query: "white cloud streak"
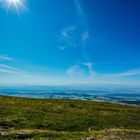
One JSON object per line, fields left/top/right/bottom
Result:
{"left": 61, "top": 26, "right": 75, "bottom": 38}
{"left": 107, "top": 68, "right": 140, "bottom": 77}
{"left": 0, "top": 55, "right": 21, "bottom": 74}
{"left": 66, "top": 64, "right": 140, "bottom": 86}
{"left": 58, "top": 25, "right": 77, "bottom": 50}
{"left": 58, "top": 0, "right": 89, "bottom": 52}
{"left": 0, "top": 55, "right": 13, "bottom": 61}
{"left": 74, "top": 0, "right": 85, "bottom": 23}
{"left": 118, "top": 68, "right": 140, "bottom": 76}
{"left": 67, "top": 62, "right": 96, "bottom": 78}
{"left": 86, "top": 67, "right": 140, "bottom": 84}
{"left": 83, "top": 62, "right": 96, "bottom": 77}
{"left": 82, "top": 31, "right": 89, "bottom": 42}
{"left": 0, "top": 63, "right": 23, "bottom": 74}
{"left": 66, "top": 65, "right": 84, "bottom": 78}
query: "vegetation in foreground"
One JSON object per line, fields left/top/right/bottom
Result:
{"left": 0, "top": 96, "right": 140, "bottom": 139}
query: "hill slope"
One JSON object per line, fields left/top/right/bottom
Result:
{"left": 0, "top": 96, "right": 140, "bottom": 139}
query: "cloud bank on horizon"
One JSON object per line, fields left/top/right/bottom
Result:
{"left": 0, "top": 0, "right": 140, "bottom": 86}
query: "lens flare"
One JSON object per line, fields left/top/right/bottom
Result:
{"left": 1, "top": 0, "right": 27, "bottom": 16}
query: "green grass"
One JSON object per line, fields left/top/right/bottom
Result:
{"left": 0, "top": 96, "right": 140, "bottom": 139}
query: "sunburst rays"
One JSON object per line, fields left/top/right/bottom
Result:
{"left": 1, "top": 0, "right": 28, "bottom": 16}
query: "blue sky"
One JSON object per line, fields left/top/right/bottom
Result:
{"left": 0, "top": 0, "right": 140, "bottom": 86}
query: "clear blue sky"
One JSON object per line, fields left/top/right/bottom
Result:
{"left": 0, "top": 0, "right": 140, "bottom": 86}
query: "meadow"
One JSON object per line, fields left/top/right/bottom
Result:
{"left": 0, "top": 96, "right": 140, "bottom": 139}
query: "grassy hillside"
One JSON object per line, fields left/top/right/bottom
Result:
{"left": 0, "top": 96, "right": 140, "bottom": 139}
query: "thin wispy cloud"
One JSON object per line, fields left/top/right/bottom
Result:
{"left": 74, "top": 0, "right": 82, "bottom": 15}
{"left": 66, "top": 64, "right": 140, "bottom": 86}
{"left": 83, "top": 62, "right": 96, "bottom": 77}
{"left": 0, "top": 55, "right": 21, "bottom": 74}
{"left": 74, "top": 0, "right": 86, "bottom": 23}
{"left": 58, "top": 0, "right": 90, "bottom": 78}
{"left": 91, "top": 67, "right": 140, "bottom": 81}
{"left": 67, "top": 62, "right": 96, "bottom": 78}
{"left": 58, "top": 25, "right": 77, "bottom": 50}
{"left": 114, "top": 68, "right": 140, "bottom": 77}
{"left": 0, "top": 54, "right": 13, "bottom": 61}
{"left": 58, "top": 0, "right": 89, "bottom": 52}
{"left": 82, "top": 31, "right": 89, "bottom": 42}
{"left": 66, "top": 64, "right": 84, "bottom": 78}
{"left": 58, "top": 26, "right": 89, "bottom": 51}
{"left": 0, "top": 63, "right": 22, "bottom": 74}
{"left": 61, "top": 26, "right": 75, "bottom": 38}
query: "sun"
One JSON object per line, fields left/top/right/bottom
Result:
{"left": 1, "top": 0, "right": 27, "bottom": 16}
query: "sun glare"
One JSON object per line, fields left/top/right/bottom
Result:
{"left": 3, "top": 0, "right": 27, "bottom": 16}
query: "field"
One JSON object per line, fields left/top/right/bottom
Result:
{"left": 0, "top": 96, "right": 140, "bottom": 139}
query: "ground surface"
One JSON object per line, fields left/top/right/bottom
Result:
{"left": 0, "top": 96, "right": 140, "bottom": 139}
